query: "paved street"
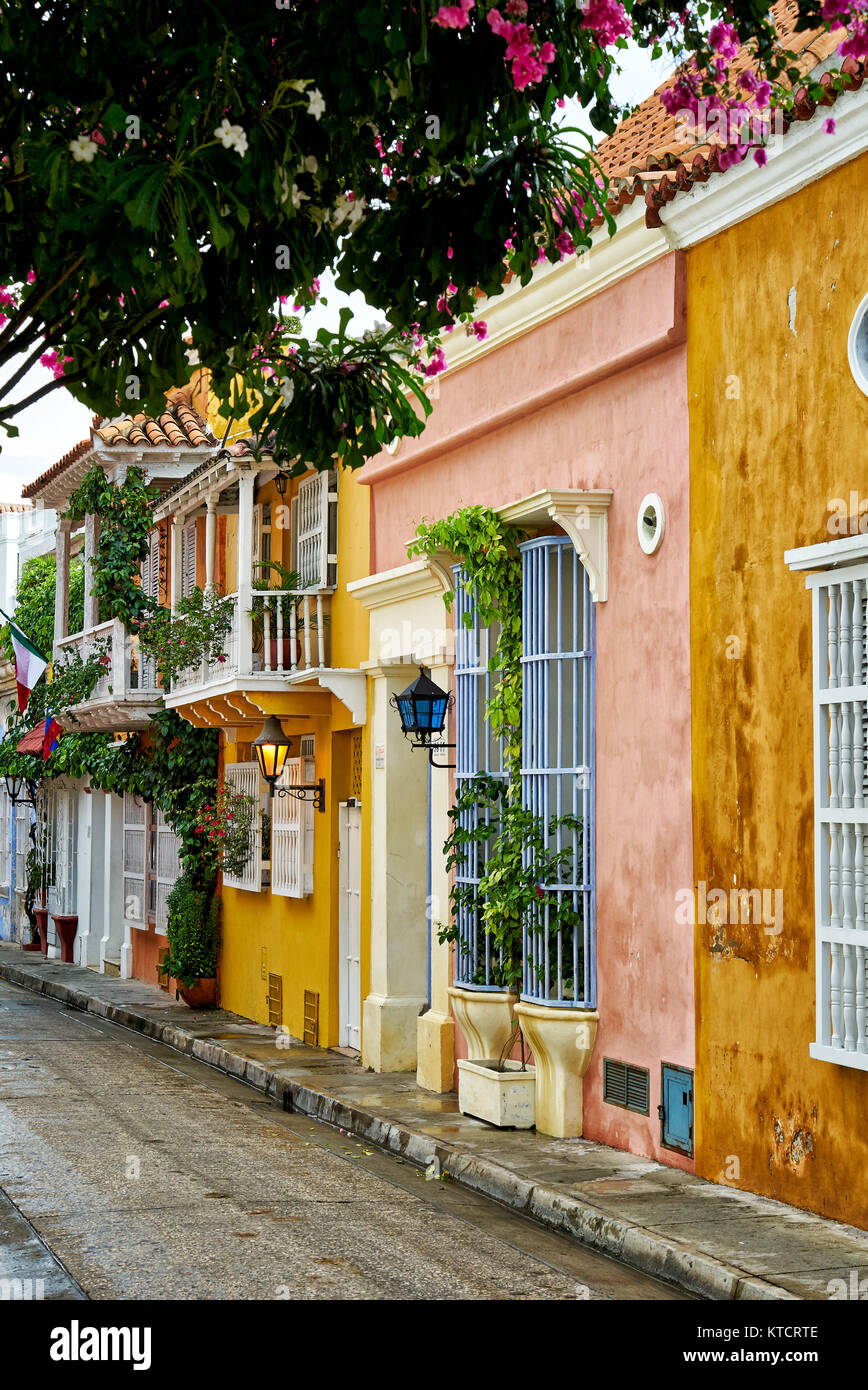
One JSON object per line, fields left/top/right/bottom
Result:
{"left": 0, "top": 979, "right": 688, "bottom": 1301}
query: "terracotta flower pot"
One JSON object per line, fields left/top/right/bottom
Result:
{"left": 34, "top": 906, "right": 50, "bottom": 956}
{"left": 51, "top": 913, "right": 79, "bottom": 964}
{"left": 178, "top": 977, "right": 217, "bottom": 1009}
{"left": 267, "top": 636, "right": 301, "bottom": 670}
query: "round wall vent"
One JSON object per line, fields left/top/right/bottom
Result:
{"left": 848, "top": 293, "right": 868, "bottom": 398}
{"left": 637, "top": 494, "right": 665, "bottom": 555}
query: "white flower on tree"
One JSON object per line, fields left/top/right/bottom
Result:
{"left": 214, "top": 118, "right": 248, "bottom": 156}
{"left": 69, "top": 135, "right": 98, "bottom": 163}
{"left": 307, "top": 88, "right": 326, "bottom": 120}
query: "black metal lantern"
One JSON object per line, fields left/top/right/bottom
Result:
{"left": 390, "top": 667, "right": 455, "bottom": 768}
{"left": 252, "top": 716, "right": 326, "bottom": 810}
{"left": 3, "top": 773, "right": 37, "bottom": 807}
{"left": 274, "top": 470, "right": 289, "bottom": 497}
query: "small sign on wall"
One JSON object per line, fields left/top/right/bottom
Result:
{"left": 374, "top": 745, "right": 385, "bottom": 769}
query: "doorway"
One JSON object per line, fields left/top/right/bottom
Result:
{"left": 338, "top": 800, "right": 362, "bottom": 1051}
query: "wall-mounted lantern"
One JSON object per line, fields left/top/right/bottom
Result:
{"left": 3, "top": 773, "right": 38, "bottom": 808}
{"left": 252, "top": 716, "right": 326, "bottom": 811}
{"left": 390, "top": 667, "right": 455, "bottom": 769}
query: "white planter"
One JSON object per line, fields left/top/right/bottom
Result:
{"left": 457, "top": 1057, "right": 536, "bottom": 1129}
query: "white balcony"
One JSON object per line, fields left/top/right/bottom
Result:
{"left": 54, "top": 619, "right": 163, "bottom": 732}
{"left": 169, "top": 589, "right": 331, "bottom": 696}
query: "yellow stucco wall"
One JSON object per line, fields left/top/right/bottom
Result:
{"left": 689, "top": 149, "right": 868, "bottom": 1222}
{"left": 216, "top": 468, "right": 372, "bottom": 1040}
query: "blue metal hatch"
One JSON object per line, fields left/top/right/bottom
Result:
{"left": 659, "top": 1063, "right": 694, "bottom": 1156}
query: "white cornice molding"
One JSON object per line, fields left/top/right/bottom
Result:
{"left": 347, "top": 555, "right": 452, "bottom": 610}
{"left": 660, "top": 84, "right": 868, "bottom": 248}
{"left": 785, "top": 532, "right": 868, "bottom": 572}
{"left": 499, "top": 489, "right": 613, "bottom": 601}
{"left": 416, "top": 86, "right": 868, "bottom": 388}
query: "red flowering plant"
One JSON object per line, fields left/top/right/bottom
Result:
{"left": 192, "top": 779, "right": 258, "bottom": 881}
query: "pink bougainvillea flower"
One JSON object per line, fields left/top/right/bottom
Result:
{"left": 470, "top": 320, "right": 487, "bottom": 340}
{"left": 823, "top": 117, "right": 837, "bottom": 134}
{"left": 580, "top": 0, "right": 631, "bottom": 48}
{"left": 753, "top": 147, "right": 768, "bottom": 166}
{"left": 555, "top": 230, "right": 576, "bottom": 258}
{"left": 708, "top": 20, "right": 740, "bottom": 60}
{"left": 432, "top": 0, "right": 474, "bottom": 29}
{"left": 26, "top": 270, "right": 36, "bottom": 284}
{"left": 424, "top": 346, "right": 448, "bottom": 377}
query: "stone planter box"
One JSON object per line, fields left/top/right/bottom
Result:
{"left": 457, "top": 1057, "right": 536, "bottom": 1129}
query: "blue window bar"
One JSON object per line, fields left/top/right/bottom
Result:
{"left": 520, "top": 536, "right": 596, "bottom": 1007}
{"left": 452, "top": 566, "right": 507, "bottom": 989}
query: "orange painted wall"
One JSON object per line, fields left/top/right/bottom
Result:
{"left": 689, "top": 149, "right": 868, "bottom": 1222}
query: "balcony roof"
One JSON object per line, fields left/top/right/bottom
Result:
{"left": 22, "top": 388, "right": 218, "bottom": 509}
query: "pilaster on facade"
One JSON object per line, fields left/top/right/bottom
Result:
{"left": 499, "top": 489, "right": 613, "bottom": 603}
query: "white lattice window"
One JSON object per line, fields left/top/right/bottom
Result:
{"left": 272, "top": 741, "right": 315, "bottom": 898}
{"left": 222, "top": 762, "right": 262, "bottom": 892}
{"left": 293, "top": 471, "right": 337, "bottom": 589}
{"left": 785, "top": 550, "right": 868, "bottom": 1071}
{"left": 0, "top": 787, "right": 9, "bottom": 888}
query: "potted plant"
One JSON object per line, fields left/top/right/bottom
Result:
{"left": 159, "top": 865, "right": 221, "bottom": 1007}
{"left": 159, "top": 779, "right": 256, "bottom": 1006}
{"left": 457, "top": 1020, "right": 536, "bottom": 1128}
{"left": 134, "top": 586, "right": 234, "bottom": 685}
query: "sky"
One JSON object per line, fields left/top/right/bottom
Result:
{"left": 0, "top": 39, "right": 676, "bottom": 505}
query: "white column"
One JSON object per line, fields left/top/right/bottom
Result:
{"left": 100, "top": 793, "right": 127, "bottom": 975}
{"left": 170, "top": 516, "right": 183, "bottom": 614}
{"left": 83, "top": 513, "right": 100, "bottom": 630}
{"left": 74, "top": 781, "right": 105, "bottom": 969}
{"left": 236, "top": 471, "right": 257, "bottom": 677}
{"left": 205, "top": 495, "right": 217, "bottom": 590}
{"left": 362, "top": 666, "right": 429, "bottom": 1073}
{"left": 54, "top": 518, "right": 72, "bottom": 653}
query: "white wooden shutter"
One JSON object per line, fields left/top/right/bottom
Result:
{"left": 271, "top": 757, "right": 311, "bottom": 898}
{"left": 300, "top": 734, "right": 316, "bottom": 896}
{"left": 181, "top": 519, "right": 197, "bottom": 598}
{"left": 294, "top": 471, "right": 337, "bottom": 588}
{"left": 15, "top": 800, "right": 28, "bottom": 893}
{"left": 123, "top": 793, "right": 146, "bottom": 926}
{"left": 154, "top": 806, "right": 181, "bottom": 934}
{"left": 221, "top": 762, "right": 261, "bottom": 892}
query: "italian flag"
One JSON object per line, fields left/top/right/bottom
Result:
{"left": 5, "top": 616, "right": 48, "bottom": 712}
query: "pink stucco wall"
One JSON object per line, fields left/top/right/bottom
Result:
{"left": 360, "top": 252, "right": 694, "bottom": 1168}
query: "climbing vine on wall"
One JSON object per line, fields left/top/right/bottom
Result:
{"left": 409, "top": 505, "right": 583, "bottom": 992}
{"left": 64, "top": 464, "right": 160, "bottom": 625}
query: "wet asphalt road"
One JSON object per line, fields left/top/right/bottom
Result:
{"left": 0, "top": 978, "right": 691, "bottom": 1301}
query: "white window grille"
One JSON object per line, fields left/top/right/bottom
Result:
{"left": 181, "top": 519, "right": 197, "bottom": 598}
{"left": 520, "top": 536, "right": 595, "bottom": 1008}
{"left": 45, "top": 786, "right": 76, "bottom": 916}
{"left": 222, "top": 762, "right": 262, "bottom": 892}
{"left": 801, "top": 567, "right": 868, "bottom": 1068}
{"left": 271, "top": 746, "right": 314, "bottom": 898}
{"left": 293, "top": 470, "right": 337, "bottom": 589}
{"left": 452, "top": 569, "right": 507, "bottom": 989}
{"left": 0, "top": 786, "right": 9, "bottom": 888}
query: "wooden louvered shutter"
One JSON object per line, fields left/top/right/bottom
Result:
{"left": 141, "top": 531, "right": 160, "bottom": 600}
{"left": 221, "top": 763, "right": 261, "bottom": 892}
{"left": 123, "top": 793, "right": 146, "bottom": 927}
{"left": 181, "top": 520, "right": 197, "bottom": 598}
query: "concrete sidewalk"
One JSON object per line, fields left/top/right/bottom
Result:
{"left": 2, "top": 942, "right": 866, "bottom": 1302}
